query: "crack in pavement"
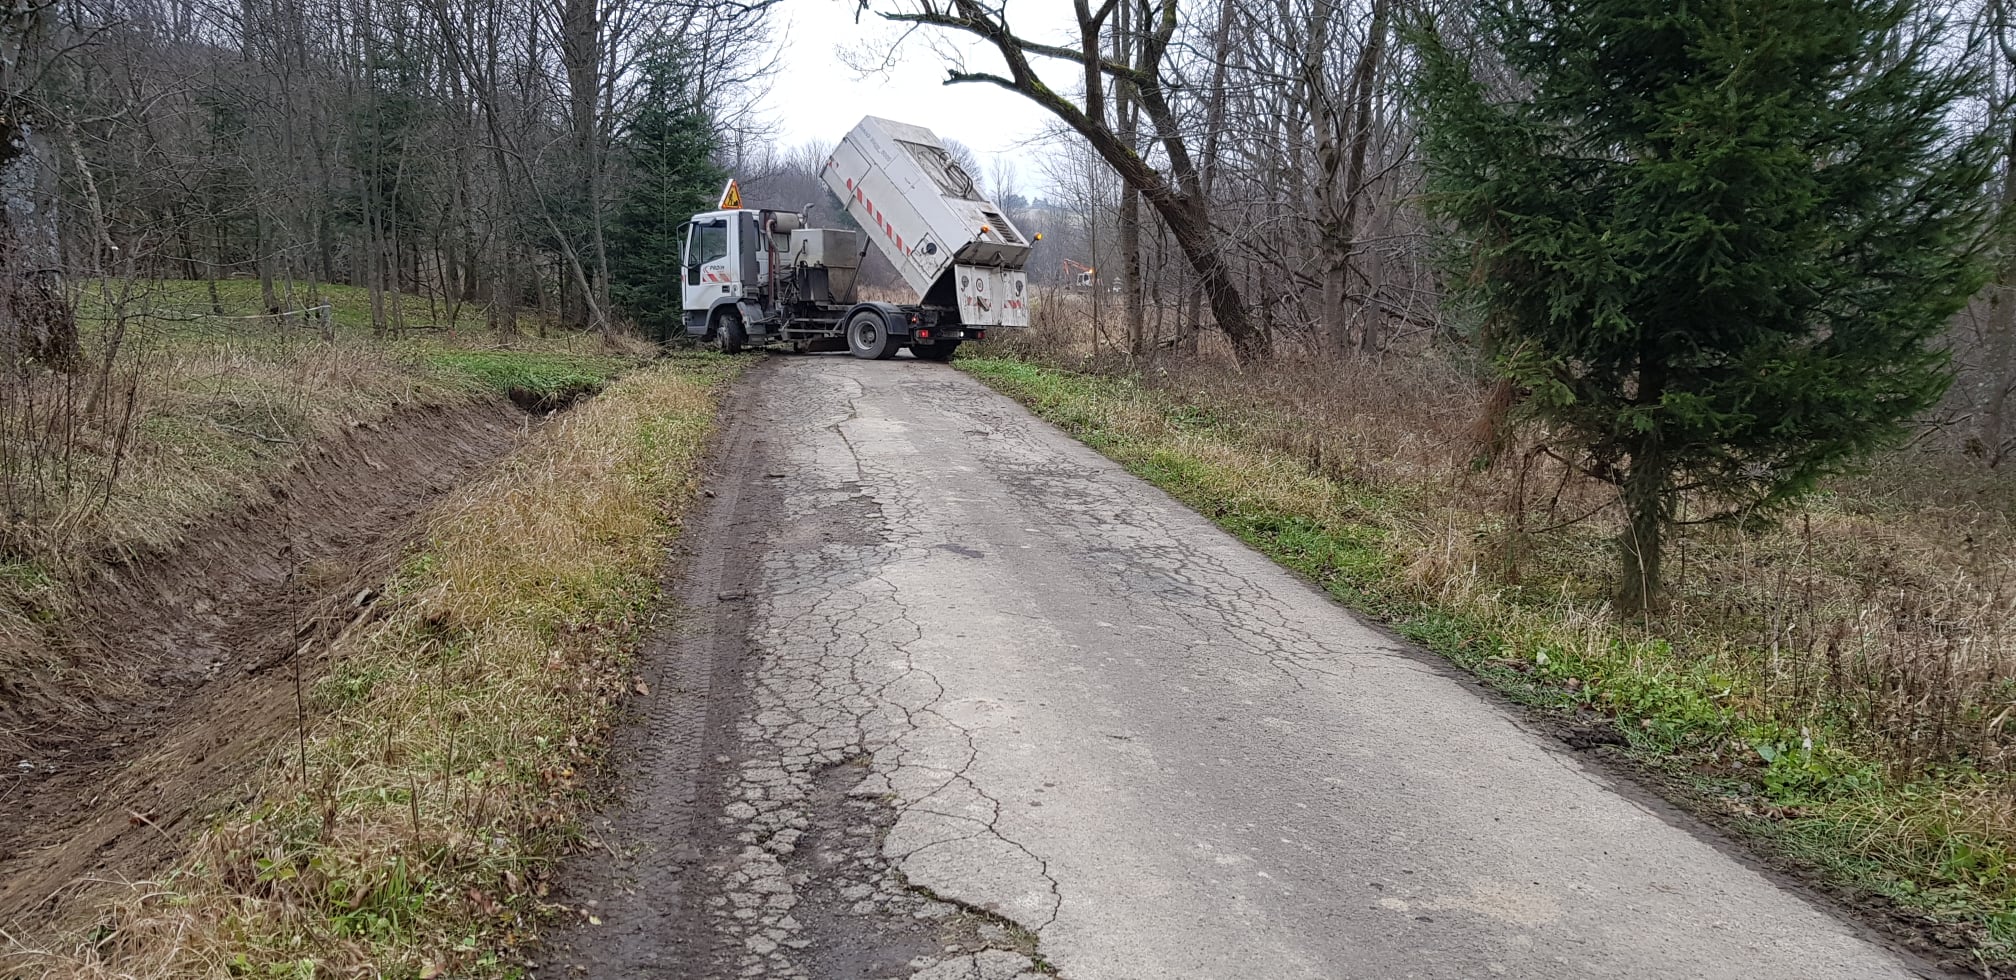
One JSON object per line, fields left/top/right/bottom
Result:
{"left": 551, "top": 358, "right": 1940, "bottom": 980}
{"left": 685, "top": 364, "right": 1059, "bottom": 979}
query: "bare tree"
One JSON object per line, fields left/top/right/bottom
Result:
{"left": 880, "top": 0, "right": 1273, "bottom": 364}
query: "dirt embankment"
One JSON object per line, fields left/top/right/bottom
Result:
{"left": 0, "top": 400, "right": 528, "bottom": 932}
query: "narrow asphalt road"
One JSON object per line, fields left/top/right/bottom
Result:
{"left": 545, "top": 355, "right": 1936, "bottom": 980}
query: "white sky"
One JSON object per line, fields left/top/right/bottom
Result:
{"left": 758, "top": 0, "right": 1077, "bottom": 193}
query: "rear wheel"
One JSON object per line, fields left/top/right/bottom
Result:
{"left": 847, "top": 311, "right": 896, "bottom": 360}
{"left": 715, "top": 312, "right": 747, "bottom": 354}
{"left": 910, "top": 340, "right": 960, "bottom": 362}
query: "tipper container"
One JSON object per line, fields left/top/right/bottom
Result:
{"left": 823, "top": 116, "right": 1031, "bottom": 327}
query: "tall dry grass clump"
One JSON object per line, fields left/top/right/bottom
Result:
{"left": 1156, "top": 353, "right": 2016, "bottom": 776}
{"left": 1010, "top": 287, "right": 1237, "bottom": 367}
{"left": 5, "top": 353, "right": 735, "bottom": 979}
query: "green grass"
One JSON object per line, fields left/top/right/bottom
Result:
{"left": 959, "top": 353, "right": 2016, "bottom": 968}
{"left": 78, "top": 278, "right": 496, "bottom": 340}
{"left": 420, "top": 349, "right": 627, "bottom": 404}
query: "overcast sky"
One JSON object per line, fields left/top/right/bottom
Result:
{"left": 758, "top": 0, "right": 1075, "bottom": 193}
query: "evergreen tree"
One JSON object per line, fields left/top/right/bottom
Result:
{"left": 608, "top": 51, "right": 724, "bottom": 343}
{"left": 1411, "top": 0, "right": 2000, "bottom": 612}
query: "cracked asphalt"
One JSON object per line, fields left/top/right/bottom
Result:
{"left": 540, "top": 355, "right": 1940, "bottom": 980}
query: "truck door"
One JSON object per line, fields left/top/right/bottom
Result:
{"left": 683, "top": 217, "right": 732, "bottom": 313}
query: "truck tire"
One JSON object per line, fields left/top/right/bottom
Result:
{"left": 910, "top": 340, "right": 960, "bottom": 362}
{"left": 715, "top": 312, "right": 747, "bottom": 354}
{"left": 847, "top": 311, "right": 897, "bottom": 360}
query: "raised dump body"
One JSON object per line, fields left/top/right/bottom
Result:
{"left": 823, "top": 116, "right": 1031, "bottom": 327}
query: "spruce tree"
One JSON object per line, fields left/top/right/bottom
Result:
{"left": 1411, "top": 0, "right": 1999, "bottom": 612}
{"left": 607, "top": 51, "right": 723, "bottom": 343}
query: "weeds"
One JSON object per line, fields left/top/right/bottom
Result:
{"left": 960, "top": 351, "right": 2016, "bottom": 967}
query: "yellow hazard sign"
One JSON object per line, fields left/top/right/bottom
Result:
{"left": 719, "top": 179, "right": 741, "bottom": 209}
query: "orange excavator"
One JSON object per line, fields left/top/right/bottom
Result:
{"left": 1061, "top": 259, "right": 1095, "bottom": 290}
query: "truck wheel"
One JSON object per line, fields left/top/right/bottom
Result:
{"left": 716, "top": 312, "right": 746, "bottom": 354}
{"left": 910, "top": 341, "right": 960, "bottom": 362}
{"left": 847, "top": 311, "right": 896, "bottom": 360}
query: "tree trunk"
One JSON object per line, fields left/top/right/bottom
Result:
{"left": 0, "top": 117, "right": 76, "bottom": 371}
{"left": 1619, "top": 352, "right": 1670, "bottom": 614}
{"left": 1618, "top": 447, "right": 1668, "bottom": 615}
{"left": 1185, "top": 0, "right": 1235, "bottom": 357}
{"left": 1983, "top": 284, "right": 2014, "bottom": 467}
{"left": 258, "top": 210, "right": 279, "bottom": 313}
{"left": 1114, "top": 0, "right": 1144, "bottom": 356}
{"left": 559, "top": 0, "right": 610, "bottom": 333}
{"left": 488, "top": 244, "right": 518, "bottom": 337}
{"left": 1976, "top": 117, "right": 2016, "bottom": 467}
{"left": 1306, "top": 0, "right": 1348, "bottom": 353}
{"left": 1339, "top": 0, "right": 1391, "bottom": 354}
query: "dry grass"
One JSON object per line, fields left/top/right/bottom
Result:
{"left": 8, "top": 280, "right": 649, "bottom": 562}
{"left": 1012, "top": 287, "right": 1245, "bottom": 365}
{"left": 960, "top": 347, "right": 2016, "bottom": 963}
{"left": 3, "top": 351, "right": 737, "bottom": 978}
{"left": 1145, "top": 355, "right": 2016, "bottom": 777}
{"left": 0, "top": 281, "right": 652, "bottom": 757}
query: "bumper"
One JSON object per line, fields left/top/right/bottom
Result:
{"left": 910, "top": 326, "right": 987, "bottom": 343}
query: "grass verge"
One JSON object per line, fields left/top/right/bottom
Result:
{"left": 11, "top": 280, "right": 647, "bottom": 562}
{"left": 7, "top": 350, "right": 738, "bottom": 978}
{"left": 959, "top": 353, "right": 2016, "bottom": 971}
{"left": 2, "top": 281, "right": 649, "bottom": 757}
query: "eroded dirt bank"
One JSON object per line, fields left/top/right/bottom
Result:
{"left": 0, "top": 399, "right": 528, "bottom": 931}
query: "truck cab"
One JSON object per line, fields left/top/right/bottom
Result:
{"left": 680, "top": 209, "right": 760, "bottom": 344}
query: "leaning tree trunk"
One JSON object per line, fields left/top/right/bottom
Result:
{"left": 0, "top": 115, "right": 76, "bottom": 372}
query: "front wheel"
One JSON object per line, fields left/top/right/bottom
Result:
{"left": 715, "top": 312, "right": 747, "bottom": 354}
{"left": 910, "top": 340, "right": 960, "bottom": 362}
{"left": 847, "top": 311, "right": 897, "bottom": 360}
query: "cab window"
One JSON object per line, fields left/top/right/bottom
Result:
{"left": 686, "top": 219, "right": 729, "bottom": 285}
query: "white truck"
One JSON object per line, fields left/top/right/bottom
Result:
{"left": 680, "top": 116, "right": 1033, "bottom": 360}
